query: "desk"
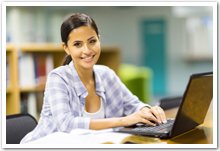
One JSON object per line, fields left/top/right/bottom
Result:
{"left": 27, "top": 104, "right": 213, "bottom": 145}
{"left": 166, "top": 105, "right": 213, "bottom": 144}
{"left": 130, "top": 103, "right": 213, "bottom": 144}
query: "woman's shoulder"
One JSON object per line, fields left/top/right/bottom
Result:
{"left": 94, "top": 65, "right": 114, "bottom": 74}
{"left": 46, "top": 65, "right": 75, "bottom": 85}
{"left": 49, "top": 65, "right": 68, "bottom": 74}
{"left": 48, "top": 65, "right": 73, "bottom": 79}
{"left": 94, "top": 65, "right": 117, "bottom": 79}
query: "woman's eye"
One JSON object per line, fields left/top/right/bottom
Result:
{"left": 89, "top": 39, "right": 97, "bottom": 44}
{"left": 73, "top": 42, "right": 82, "bottom": 47}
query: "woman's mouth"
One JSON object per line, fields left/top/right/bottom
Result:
{"left": 81, "top": 55, "right": 95, "bottom": 62}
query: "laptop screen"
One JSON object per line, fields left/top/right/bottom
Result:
{"left": 171, "top": 72, "right": 213, "bottom": 137}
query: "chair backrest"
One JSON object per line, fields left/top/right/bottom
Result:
{"left": 158, "top": 96, "right": 182, "bottom": 110}
{"left": 6, "top": 113, "right": 38, "bottom": 144}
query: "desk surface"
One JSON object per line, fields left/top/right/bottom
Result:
{"left": 131, "top": 103, "right": 213, "bottom": 144}
{"left": 27, "top": 103, "right": 213, "bottom": 145}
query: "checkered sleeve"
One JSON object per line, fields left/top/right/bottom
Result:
{"left": 104, "top": 67, "right": 150, "bottom": 116}
{"left": 45, "top": 71, "right": 91, "bottom": 132}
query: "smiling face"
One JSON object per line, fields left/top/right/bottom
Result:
{"left": 63, "top": 26, "right": 101, "bottom": 71}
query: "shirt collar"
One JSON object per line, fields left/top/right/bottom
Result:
{"left": 68, "top": 61, "right": 105, "bottom": 98}
{"left": 94, "top": 68, "right": 105, "bottom": 94}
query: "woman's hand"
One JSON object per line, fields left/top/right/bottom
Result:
{"left": 141, "top": 106, "right": 167, "bottom": 124}
{"left": 90, "top": 106, "right": 167, "bottom": 130}
{"left": 122, "top": 106, "right": 167, "bottom": 127}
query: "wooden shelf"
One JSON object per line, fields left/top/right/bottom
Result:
{"left": 6, "top": 44, "right": 20, "bottom": 115}
{"left": 6, "top": 43, "right": 121, "bottom": 118}
{"left": 98, "top": 46, "right": 121, "bottom": 73}
{"left": 20, "top": 85, "right": 45, "bottom": 93}
{"left": 6, "top": 43, "right": 16, "bottom": 51}
{"left": 6, "top": 87, "right": 13, "bottom": 94}
{"left": 184, "top": 54, "right": 213, "bottom": 62}
{"left": 20, "top": 43, "right": 63, "bottom": 52}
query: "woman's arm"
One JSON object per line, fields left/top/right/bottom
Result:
{"left": 89, "top": 67, "right": 167, "bottom": 130}
{"left": 90, "top": 106, "right": 167, "bottom": 130}
{"left": 89, "top": 117, "right": 126, "bottom": 130}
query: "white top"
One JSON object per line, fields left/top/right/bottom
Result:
{"left": 83, "top": 98, "right": 105, "bottom": 119}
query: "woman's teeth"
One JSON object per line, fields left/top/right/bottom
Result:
{"left": 82, "top": 55, "right": 93, "bottom": 61}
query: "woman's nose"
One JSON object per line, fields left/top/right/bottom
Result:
{"left": 83, "top": 44, "right": 92, "bottom": 54}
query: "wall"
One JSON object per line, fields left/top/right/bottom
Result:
{"left": 6, "top": 6, "right": 213, "bottom": 98}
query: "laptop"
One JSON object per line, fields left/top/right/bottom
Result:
{"left": 114, "top": 72, "right": 213, "bottom": 138}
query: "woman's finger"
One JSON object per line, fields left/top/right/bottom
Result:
{"left": 140, "top": 117, "right": 157, "bottom": 126}
{"left": 140, "top": 110, "right": 159, "bottom": 124}
{"left": 156, "top": 106, "right": 167, "bottom": 123}
{"left": 151, "top": 106, "right": 167, "bottom": 123}
{"left": 157, "top": 106, "right": 167, "bottom": 123}
{"left": 150, "top": 109, "right": 162, "bottom": 123}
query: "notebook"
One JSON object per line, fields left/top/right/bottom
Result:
{"left": 114, "top": 72, "right": 213, "bottom": 139}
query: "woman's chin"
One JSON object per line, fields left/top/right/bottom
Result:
{"left": 81, "top": 61, "right": 96, "bottom": 69}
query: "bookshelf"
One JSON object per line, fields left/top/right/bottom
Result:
{"left": 6, "top": 44, "right": 20, "bottom": 115}
{"left": 6, "top": 43, "right": 121, "bottom": 118}
{"left": 18, "top": 43, "right": 66, "bottom": 118}
{"left": 97, "top": 46, "right": 120, "bottom": 73}
{"left": 184, "top": 54, "right": 213, "bottom": 63}
{"left": 19, "top": 43, "right": 66, "bottom": 93}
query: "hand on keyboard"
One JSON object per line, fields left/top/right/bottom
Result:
{"left": 133, "top": 119, "right": 175, "bottom": 132}
{"left": 140, "top": 106, "right": 167, "bottom": 124}
{"left": 121, "top": 105, "right": 167, "bottom": 127}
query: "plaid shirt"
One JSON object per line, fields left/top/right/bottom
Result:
{"left": 20, "top": 61, "right": 149, "bottom": 143}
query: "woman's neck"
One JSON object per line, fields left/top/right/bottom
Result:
{"left": 75, "top": 65, "right": 94, "bottom": 85}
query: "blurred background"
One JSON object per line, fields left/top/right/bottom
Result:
{"left": 6, "top": 6, "right": 213, "bottom": 119}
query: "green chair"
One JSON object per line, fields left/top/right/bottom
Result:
{"left": 118, "top": 64, "right": 153, "bottom": 103}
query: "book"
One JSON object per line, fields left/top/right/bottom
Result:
{"left": 18, "top": 53, "right": 36, "bottom": 87}
{"left": 33, "top": 54, "right": 54, "bottom": 86}
{"left": 36, "top": 92, "right": 44, "bottom": 113}
{"left": 27, "top": 128, "right": 162, "bottom": 144}
{"left": 45, "top": 54, "right": 54, "bottom": 75}
{"left": 27, "top": 93, "right": 37, "bottom": 118}
{"left": 20, "top": 93, "right": 28, "bottom": 113}
{"left": 20, "top": 93, "right": 38, "bottom": 119}
{"left": 33, "top": 54, "right": 46, "bottom": 85}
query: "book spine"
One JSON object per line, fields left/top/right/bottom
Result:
{"left": 18, "top": 53, "right": 36, "bottom": 87}
{"left": 46, "top": 54, "right": 54, "bottom": 75}
{"left": 27, "top": 93, "right": 37, "bottom": 118}
{"left": 34, "top": 54, "right": 47, "bottom": 85}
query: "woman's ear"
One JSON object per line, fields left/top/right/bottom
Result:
{"left": 62, "top": 42, "right": 70, "bottom": 55}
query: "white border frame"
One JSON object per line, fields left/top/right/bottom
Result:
{"left": 1, "top": 1, "right": 217, "bottom": 149}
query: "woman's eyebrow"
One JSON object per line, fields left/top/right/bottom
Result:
{"left": 87, "top": 36, "right": 95, "bottom": 41}
{"left": 73, "top": 36, "right": 95, "bottom": 43}
{"left": 73, "top": 40, "right": 82, "bottom": 43}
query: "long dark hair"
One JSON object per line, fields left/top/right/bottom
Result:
{"left": 61, "top": 13, "right": 99, "bottom": 65}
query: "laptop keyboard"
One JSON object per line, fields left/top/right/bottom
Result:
{"left": 132, "top": 119, "right": 174, "bottom": 133}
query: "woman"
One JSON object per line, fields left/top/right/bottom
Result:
{"left": 21, "top": 13, "right": 167, "bottom": 143}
